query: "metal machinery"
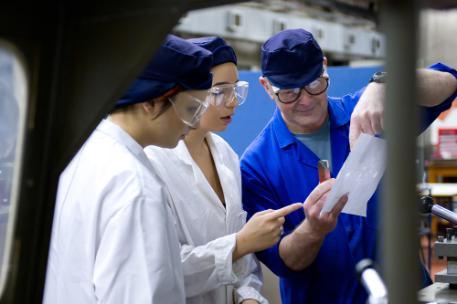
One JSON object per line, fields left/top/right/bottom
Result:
{"left": 419, "top": 196, "right": 457, "bottom": 303}
{"left": 0, "top": 2, "right": 243, "bottom": 302}
{"left": 356, "top": 259, "right": 388, "bottom": 304}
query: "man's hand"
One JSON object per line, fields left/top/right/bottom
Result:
{"left": 349, "top": 68, "right": 457, "bottom": 150}
{"left": 349, "top": 82, "right": 385, "bottom": 150}
{"left": 297, "top": 179, "right": 348, "bottom": 239}
{"left": 234, "top": 203, "right": 303, "bottom": 261}
{"left": 279, "top": 179, "right": 348, "bottom": 271}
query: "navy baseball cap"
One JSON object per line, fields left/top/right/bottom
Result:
{"left": 261, "top": 29, "right": 324, "bottom": 89}
{"left": 116, "top": 34, "right": 213, "bottom": 108}
{"left": 188, "top": 36, "right": 237, "bottom": 67}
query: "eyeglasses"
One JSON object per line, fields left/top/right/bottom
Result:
{"left": 168, "top": 90, "right": 209, "bottom": 127}
{"left": 208, "top": 81, "right": 249, "bottom": 107}
{"left": 271, "top": 77, "right": 329, "bottom": 104}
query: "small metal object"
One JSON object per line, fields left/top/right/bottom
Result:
{"left": 432, "top": 205, "right": 457, "bottom": 226}
{"left": 447, "top": 228, "right": 453, "bottom": 241}
{"left": 438, "top": 235, "right": 445, "bottom": 242}
{"left": 318, "top": 160, "right": 330, "bottom": 183}
{"left": 356, "top": 259, "right": 388, "bottom": 304}
{"left": 369, "top": 71, "right": 387, "bottom": 84}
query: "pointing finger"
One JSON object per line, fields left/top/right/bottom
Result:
{"left": 269, "top": 203, "right": 303, "bottom": 218}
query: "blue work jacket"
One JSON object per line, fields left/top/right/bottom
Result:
{"left": 240, "top": 63, "right": 457, "bottom": 304}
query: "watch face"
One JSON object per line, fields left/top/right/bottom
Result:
{"left": 371, "top": 71, "right": 387, "bottom": 83}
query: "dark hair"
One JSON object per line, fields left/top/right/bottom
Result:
{"left": 110, "top": 86, "right": 182, "bottom": 118}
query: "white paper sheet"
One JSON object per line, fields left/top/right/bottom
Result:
{"left": 321, "top": 133, "right": 386, "bottom": 217}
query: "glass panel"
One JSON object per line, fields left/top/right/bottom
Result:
{"left": 0, "top": 42, "right": 27, "bottom": 295}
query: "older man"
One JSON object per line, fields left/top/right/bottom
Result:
{"left": 241, "top": 28, "right": 457, "bottom": 304}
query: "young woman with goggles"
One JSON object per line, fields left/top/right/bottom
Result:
{"left": 44, "top": 35, "right": 213, "bottom": 304}
{"left": 145, "top": 36, "right": 302, "bottom": 304}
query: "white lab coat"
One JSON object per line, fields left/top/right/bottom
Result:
{"left": 44, "top": 119, "right": 185, "bottom": 304}
{"left": 145, "top": 133, "right": 267, "bottom": 304}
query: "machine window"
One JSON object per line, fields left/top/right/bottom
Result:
{"left": 0, "top": 42, "right": 27, "bottom": 295}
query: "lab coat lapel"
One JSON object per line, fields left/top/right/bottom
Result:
{"left": 204, "top": 135, "right": 232, "bottom": 213}
{"left": 206, "top": 134, "right": 240, "bottom": 233}
{"left": 173, "top": 141, "right": 198, "bottom": 179}
{"left": 178, "top": 138, "right": 227, "bottom": 215}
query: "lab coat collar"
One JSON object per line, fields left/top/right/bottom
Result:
{"left": 272, "top": 98, "right": 350, "bottom": 149}
{"left": 97, "top": 119, "right": 154, "bottom": 171}
{"left": 205, "top": 133, "right": 227, "bottom": 165}
{"left": 174, "top": 140, "right": 194, "bottom": 167}
{"left": 173, "top": 134, "right": 226, "bottom": 167}
{"left": 173, "top": 134, "right": 230, "bottom": 212}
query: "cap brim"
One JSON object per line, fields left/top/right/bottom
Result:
{"left": 267, "top": 65, "right": 323, "bottom": 89}
{"left": 116, "top": 78, "right": 176, "bottom": 108}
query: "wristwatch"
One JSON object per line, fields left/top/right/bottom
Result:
{"left": 369, "top": 71, "right": 387, "bottom": 84}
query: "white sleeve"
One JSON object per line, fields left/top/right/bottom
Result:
{"left": 92, "top": 196, "right": 184, "bottom": 304}
{"left": 234, "top": 254, "right": 269, "bottom": 304}
{"left": 181, "top": 233, "right": 239, "bottom": 297}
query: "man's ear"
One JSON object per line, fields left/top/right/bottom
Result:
{"left": 322, "top": 56, "right": 329, "bottom": 78}
{"left": 259, "top": 76, "right": 276, "bottom": 100}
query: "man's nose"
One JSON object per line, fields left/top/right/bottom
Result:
{"left": 296, "top": 90, "right": 313, "bottom": 105}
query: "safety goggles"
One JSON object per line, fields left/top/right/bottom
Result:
{"left": 271, "top": 76, "right": 329, "bottom": 104}
{"left": 168, "top": 90, "right": 209, "bottom": 127}
{"left": 208, "top": 81, "right": 249, "bottom": 107}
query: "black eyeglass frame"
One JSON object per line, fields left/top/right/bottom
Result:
{"left": 272, "top": 77, "right": 329, "bottom": 104}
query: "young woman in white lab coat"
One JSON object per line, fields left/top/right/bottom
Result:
{"left": 145, "top": 37, "right": 302, "bottom": 304}
{"left": 44, "top": 35, "right": 213, "bottom": 304}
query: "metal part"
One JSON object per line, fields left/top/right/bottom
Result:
{"left": 381, "top": 0, "right": 420, "bottom": 303}
{"left": 436, "top": 269, "right": 457, "bottom": 284}
{"left": 0, "top": 1, "right": 242, "bottom": 303}
{"left": 434, "top": 205, "right": 457, "bottom": 226}
{"left": 435, "top": 241, "right": 457, "bottom": 258}
{"left": 419, "top": 282, "right": 457, "bottom": 303}
{"left": 447, "top": 227, "right": 454, "bottom": 241}
{"left": 299, "top": 0, "right": 378, "bottom": 21}
{"left": 433, "top": 233, "right": 457, "bottom": 286}
{"left": 448, "top": 260, "right": 457, "bottom": 274}
{"left": 356, "top": 259, "right": 388, "bottom": 304}
{"left": 175, "top": 4, "right": 385, "bottom": 60}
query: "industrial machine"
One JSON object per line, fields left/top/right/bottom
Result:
{"left": 419, "top": 195, "right": 457, "bottom": 303}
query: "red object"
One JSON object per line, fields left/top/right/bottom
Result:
{"left": 436, "top": 128, "right": 457, "bottom": 159}
{"left": 318, "top": 160, "right": 331, "bottom": 183}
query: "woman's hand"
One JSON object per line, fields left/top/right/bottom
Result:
{"left": 233, "top": 203, "right": 303, "bottom": 260}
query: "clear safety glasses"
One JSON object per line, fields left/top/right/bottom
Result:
{"left": 272, "top": 76, "right": 329, "bottom": 104}
{"left": 208, "top": 81, "right": 249, "bottom": 107}
{"left": 168, "top": 90, "right": 209, "bottom": 127}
